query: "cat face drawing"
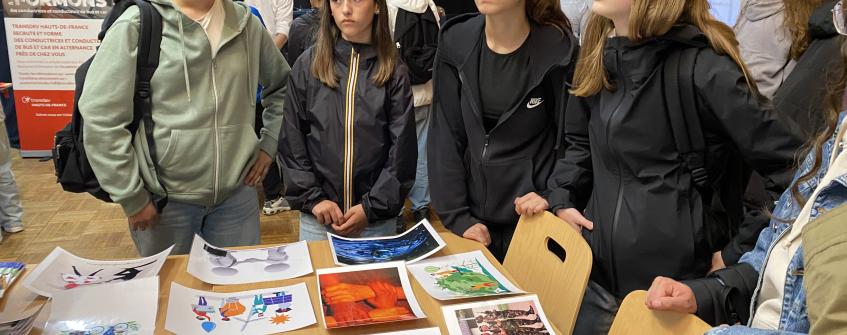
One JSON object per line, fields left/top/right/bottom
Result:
{"left": 61, "top": 266, "right": 104, "bottom": 289}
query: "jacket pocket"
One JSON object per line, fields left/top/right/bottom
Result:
{"left": 217, "top": 124, "right": 260, "bottom": 195}
{"left": 157, "top": 128, "right": 215, "bottom": 195}
{"left": 481, "top": 158, "right": 536, "bottom": 224}
{"left": 156, "top": 130, "right": 179, "bottom": 166}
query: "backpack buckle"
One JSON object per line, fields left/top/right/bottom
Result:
{"left": 136, "top": 82, "right": 151, "bottom": 99}
{"left": 690, "top": 167, "right": 709, "bottom": 188}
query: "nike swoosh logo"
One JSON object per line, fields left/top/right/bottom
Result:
{"left": 526, "top": 98, "right": 544, "bottom": 109}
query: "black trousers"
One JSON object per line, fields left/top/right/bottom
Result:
{"left": 486, "top": 224, "right": 517, "bottom": 263}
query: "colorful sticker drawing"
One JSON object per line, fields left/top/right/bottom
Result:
{"left": 56, "top": 321, "right": 141, "bottom": 335}
{"left": 166, "top": 282, "right": 315, "bottom": 335}
{"left": 328, "top": 219, "right": 446, "bottom": 266}
{"left": 407, "top": 250, "right": 524, "bottom": 300}
{"left": 45, "top": 277, "right": 159, "bottom": 335}
{"left": 316, "top": 261, "right": 426, "bottom": 329}
{"left": 61, "top": 260, "right": 156, "bottom": 290}
{"left": 442, "top": 295, "right": 557, "bottom": 335}
{"left": 187, "top": 235, "right": 313, "bottom": 285}
{"left": 23, "top": 246, "right": 172, "bottom": 297}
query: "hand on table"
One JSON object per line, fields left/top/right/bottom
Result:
{"left": 333, "top": 204, "right": 368, "bottom": 237}
{"left": 555, "top": 208, "right": 594, "bottom": 232}
{"left": 515, "top": 192, "right": 549, "bottom": 216}
{"left": 462, "top": 223, "right": 491, "bottom": 246}
{"left": 645, "top": 276, "right": 697, "bottom": 314}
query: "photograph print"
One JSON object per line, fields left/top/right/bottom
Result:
{"left": 329, "top": 219, "right": 446, "bottom": 266}
{"left": 165, "top": 282, "right": 316, "bottom": 335}
{"left": 22, "top": 245, "right": 172, "bottom": 298}
{"left": 443, "top": 295, "right": 556, "bottom": 335}
{"left": 317, "top": 262, "right": 426, "bottom": 329}
{"left": 187, "top": 235, "right": 313, "bottom": 285}
{"left": 407, "top": 250, "right": 524, "bottom": 300}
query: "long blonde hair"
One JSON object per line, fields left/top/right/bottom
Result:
{"left": 784, "top": 0, "right": 824, "bottom": 60}
{"left": 571, "top": 0, "right": 753, "bottom": 97}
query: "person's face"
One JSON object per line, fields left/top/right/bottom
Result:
{"left": 330, "top": 0, "right": 377, "bottom": 43}
{"left": 836, "top": 0, "right": 847, "bottom": 35}
{"left": 474, "top": 0, "right": 523, "bottom": 16}
{"left": 592, "top": 0, "right": 632, "bottom": 21}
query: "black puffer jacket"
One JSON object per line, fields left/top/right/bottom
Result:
{"left": 546, "top": 25, "right": 804, "bottom": 298}
{"left": 428, "top": 14, "right": 577, "bottom": 235}
{"left": 279, "top": 39, "right": 417, "bottom": 222}
{"left": 774, "top": 0, "right": 842, "bottom": 137}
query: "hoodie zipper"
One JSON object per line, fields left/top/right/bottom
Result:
{"left": 343, "top": 47, "right": 360, "bottom": 212}
{"left": 607, "top": 49, "right": 628, "bottom": 294}
{"left": 211, "top": 58, "right": 221, "bottom": 204}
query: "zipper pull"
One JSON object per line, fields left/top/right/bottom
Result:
{"left": 482, "top": 134, "right": 490, "bottom": 159}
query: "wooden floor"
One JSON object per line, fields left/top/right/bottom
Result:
{"left": 0, "top": 149, "right": 432, "bottom": 264}
{"left": 0, "top": 150, "right": 304, "bottom": 264}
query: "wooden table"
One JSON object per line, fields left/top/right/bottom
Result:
{"left": 4, "top": 232, "right": 543, "bottom": 335}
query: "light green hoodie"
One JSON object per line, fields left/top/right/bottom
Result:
{"left": 79, "top": 0, "right": 289, "bottom": 216}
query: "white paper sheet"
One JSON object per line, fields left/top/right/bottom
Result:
{"left": 316, "top": 261, "right": 426, "bottom": 328}
{"left": 407, "top": 250, "right": 524, "bottom": 301}
{"left": 442, "top": 295, "right": 556, "bottom": 335}
{"left": 0, "top": 304, "right": 45, "bottom": 335}
{"left": 44, "top": 276, "right": 159, "bottom": 335}
{"left": 187, "top": 235, "right": 313, "bottom": 285}
{"left": 328, "top": 219, "right": 446, "bottom": 266}
{"left": 165, "top": 282, "right": 315, "bottom": 335}
{"left": 368, "top": 327, "right": 441, "bottom": 334}
{"left": 22, "top": 246, "right": 172, "bottom": 298}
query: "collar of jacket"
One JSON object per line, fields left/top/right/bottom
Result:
{"left": 152, "top": 0, "right": 252, "bottom": 39}
{"left": 333, "top": 38, "right": 380, "bottom": 64}
{"left": 809, "top": 0, "right": 838, "bottom": 39}
{"left": 149, "top": 0, "right": 254, "bottom": 103}
{"left": 439, "top": 13, "right": 577, "bottom": 83}
{"left": 603, "top": 24, "right": 708, "bottom": 90}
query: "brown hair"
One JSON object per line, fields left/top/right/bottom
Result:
{"left": 311, "top": 0, "right": 397, "bottom": 88}
{"left": 789, "top": 37, "right": 847, "bottom": 207}
{"left": 571, "top": 0, "right": 753, "bottom": 97}
{"left": 784, "top": 0, "right": 824, "bottom": 60}
{"left": 525, "top": 0, "right": 572, "bottom": 34}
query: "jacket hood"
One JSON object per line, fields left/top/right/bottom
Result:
{"left": 386, "top": 0, "right": 430, "bottom": 13}
{"left": 149, "top": 0, "right": 254, "bottom": 102}
{"left": 604, "top": 24, "right": 708, "bottom": 88}
{"left": 439, "top": 13, "right": 577, "bottom": 80}
{"left": 742, "top": 0, "right": 784, "bottom": 22}
{"left": 333, "top": 38, "right": 380, "bottom": 62}
{"left": 809, "top": 0, "right": 839, "bottom": 39}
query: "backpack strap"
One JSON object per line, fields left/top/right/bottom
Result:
{"left": 130, "top": 0, "right": 169, "bottom": 212}
{"left": 664, "top": 47, "right": 709, "bottom": 189}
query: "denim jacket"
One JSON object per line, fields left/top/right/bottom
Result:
{"left": 707, "top": 112, "right": 847, "bottom": 334}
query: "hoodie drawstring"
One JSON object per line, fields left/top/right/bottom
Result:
{"left": 244, "top": 18, "right": 255, "bottom": 107}
{"left": 178, "top": 16, "right": 192, "bottom": 103}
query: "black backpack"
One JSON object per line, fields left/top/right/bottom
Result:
{"left": 393, "top": 6, "right": 439, "bottom": 85}
{"left": 53, "top": 0, "right": 168, "bottom": 211}
{"left": 663, "top": 47, "right": 709, "bottom": 190}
